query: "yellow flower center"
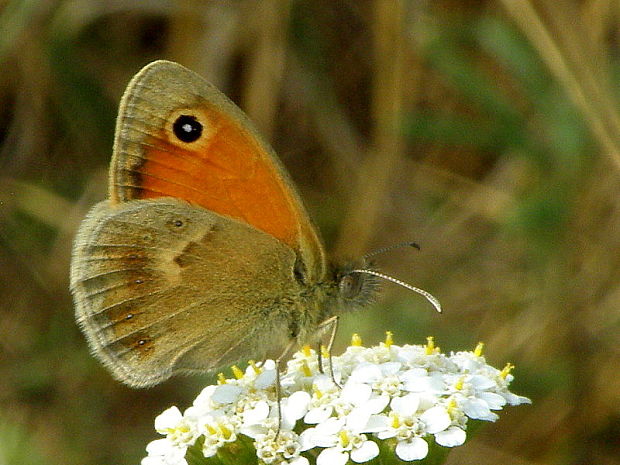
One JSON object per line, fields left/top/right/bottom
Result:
{"left": 425, "top": 336, "right": 438, "bottom": 355}
{"left": 220, "top": 424, "right": 232, "bottom": 440}
{"left": 301, "top": 360, "right": 312, "bottom": 377}
{"left": 351, "top": 333, "right": 363, "bottom": 346}
{"left": 500, "top": 363, "right": 515, "bottom": 379}
{"left": 474, "top": 342, "right": 485, "bottom": 357}
{"left": 231, "top": 365, "right": 244, "bottom": 380}
{"left": 248, "top": 360, "right": 261, "bottom": 374}
{"left": 447, "top": 398, "right": 458, "bottom": 417}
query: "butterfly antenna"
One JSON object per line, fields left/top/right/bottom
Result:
{"left": 363, "top": 241, "right": 420, "bottom": 260}
{"left": 350, "top": 269, "right": 442, "bottom": 313}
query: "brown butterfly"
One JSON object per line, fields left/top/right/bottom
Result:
{"left": 70, "top": 60, "right": 439, "bottom": 388}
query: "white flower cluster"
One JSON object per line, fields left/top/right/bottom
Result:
{"left": 142, "top": 334, "right": 530, "bottom": 465}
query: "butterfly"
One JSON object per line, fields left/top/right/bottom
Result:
{"left": 70, "top": 60, "right": 439, "bottom": 388}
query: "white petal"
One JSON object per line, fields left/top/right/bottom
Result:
{"left": 463, "top": 398, "right": 497, "bottom": 421}
{"left": 312, "top": 434, "right": 337, "bottom": 449}
{"left": 313, "top": 374, "right": 336, "bottom": 391}
{"left": 402, "top": 373, "right": 442, "bottom": 393}
{"left": 192, "top": 385, "right": 217, "bottom": 408}
{"left": 145, "top": 438, "right": 174, "bottom": 455}
{"left": 417, "top": 393, "right": 440, "bottom": 411}
{"left": 182, "top": 406, "right": 199, "bottom": 421}
{"left": 435, "top": 426, "right": 466, "bottom": 447}
{"left": 211, "top": 384, "right": 242, "bottom": 404}
{"left": 346, "top": 407, "right": 371, "bottom": 432}
{"left": 380, "top": 362, "right": 402, "bottom": 375}
{"left": 400, "top": 367, "right": 427, "bottom": 380}
{"left": 470, "top": 375, "right": 496, "bottom": 390}
{"left": 305, "top": 406, "right": 333, "bottom": 424}
{"left": 280, "top": 415, "right": 296, "bottom": 432}
{"left": 242, "top": 400, "right": 270, "bottom": 425}
{"left": 420, "top": 406, "right": 450, "bottom": 434}
{"left": 261, "top": 359, "right": 277, "bottom": 370}
{"left": 299, "top": 428, "right": 316, "bottom": 451}
{"left": 289, "top": 457, "right": 310, "bottom": 465}
{"left": 140, "top": 457, "right": 163, "bottom": 465}
{"left": 479, "top": 392, "right": 506, "bottom": 410}
{"left": 239, "top": 423, "right": 266, "bottom": 439}
{"left": 317, "top": 417, "right": 346, "bottom": 433}
{"left": 377, "top": 429, "right": 397, "bottom": 440}
{"left": 505, "top": 393, "right": 531, "bottom": 406}
{"left": 255, "top": 368, "right": 277, "bottom": 389}
{"left": 349, "top": 363, "right": 382, "bottom": 383}
{"left": 452, "top": 356, "right": 480, "bottom": 373}
{"left": 365, "top": 414, "right": 390, "bottom": 434}
{"left": 350, "top": 440, "right": 379, "bottom": 462}
{"left": 317, "top": 448, "right": 349, "bottom": 465}
{"left": 144, "top": 439, "right": 187, "bottom": 465}
{"left": 366, "top": 394, "right": 390, "bottom": 414}
{"left": 342, "top": 382, "right": 372, "bottom": 405}
{"left": 154, "top": 407, "right": 182, "bottom": 431}
{"left": 284, "top": 391, "right": 311, "bottom": 422}
{"left": 395, "top": 345, "right": 425, "bottom": 364}
{"left": 391, "top": 393, "right": 420, "bottom": 416}
{"left": 395, "top": 437, "right": 428, "bottom": 461}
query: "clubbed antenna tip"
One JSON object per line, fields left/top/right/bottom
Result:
{"left": 350, "top": 269, "right": 442, "bottom": 313}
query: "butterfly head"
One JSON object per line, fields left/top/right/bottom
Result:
{"left": 331, "top": 259, "right": 381, "bottom": 311}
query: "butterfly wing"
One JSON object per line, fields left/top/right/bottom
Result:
{"left": 71, "top": 198, "right": 298, "bottom": 387}
{"left": 111, "top": 60, "right": 325, "bottom": 281}
{"left": 71, "top": 60, "right": 330, "bottom": 386}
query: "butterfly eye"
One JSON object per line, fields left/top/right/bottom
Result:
{"left": 339, "top": 273, "right": 363, "bottom": 299}
{"left": 173, "top": 114, "right": 203, "bottom": 143}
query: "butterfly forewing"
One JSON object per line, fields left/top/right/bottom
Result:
{"left": 111, "top": 61, "right": 326, "bottom": 281}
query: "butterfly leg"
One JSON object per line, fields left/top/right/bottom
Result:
{"left": 316, "top": 342, "right": 324, "bottom": 374}
{"left": 274, "top": 338, "right": 297, "bottom": 439}
{"left": 316, "top": 316, "right": 340, "bottom": 387}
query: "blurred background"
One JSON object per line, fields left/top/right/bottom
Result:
{"left": 1, "top": 0, "right": 619, "bottom": 464}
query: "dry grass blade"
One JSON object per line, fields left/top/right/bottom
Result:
{"left": 242, "top": 0, "right": 292, "bottom": 139}
{"left": 334, "top": 0, "right": 409, "bottom": 258}
{"left": 500, "top": 0, "right": 620, "bottom": 170}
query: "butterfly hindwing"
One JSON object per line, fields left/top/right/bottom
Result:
{"left": 71, "top": 198, "right": 298, "bottom": 387}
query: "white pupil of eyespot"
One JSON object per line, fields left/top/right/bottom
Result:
{"left": 182, "top": 123, "right": 193, "bottom": 133}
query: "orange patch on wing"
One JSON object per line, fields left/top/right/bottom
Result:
{"left": 136, "top": 108, "right": 299, "bottom": 248}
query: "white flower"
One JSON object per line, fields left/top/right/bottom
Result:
{"left": 199, "top": 413, "right": 240, "bottom": 457}
{"left": 255, "top": 428, "right": 308, "bottom": 465}
{"left": 141, "top": 407, "right": 198, "bottom": 465}
{"left": 154, "top": 407, "right": 197, "bottom": 444}
{"left": 141, "top": 334, "right": 531, "bottom": 465}
{"left": 304, "top": 375, "right": 340, "bottom": 424}
{"left": 395, "top": 437, "right": 429, "bottom": 461}
{"left": 141, "top": 438, "right": 187, "bottom": 465}
{"left": 435, "top": 425, "right": 467, "bottom": 447}
{"left": 301, "top": 417, "right": 379, "bottom": 465}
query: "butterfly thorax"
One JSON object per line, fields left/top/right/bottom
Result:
{"left": 291, "top": 259, "right": 380, "bottom": 345}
